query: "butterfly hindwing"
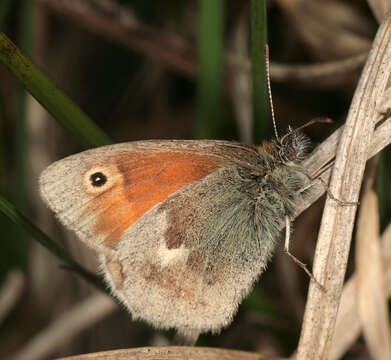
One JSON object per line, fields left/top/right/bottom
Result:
{"left": 104, "top": 160, "right": 275, "bottom": 334}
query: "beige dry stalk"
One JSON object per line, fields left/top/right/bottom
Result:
{"left": 367, "top": 0, "right": 391, "bottom": 23}
{"left": 56, "top": 346, "right": 282, "bottom": 360}
{"left": 296, "top": 9, "right": 391, "bottom": 360}
{"left": 355, "top": 157, "right": 391, "bottom": 359}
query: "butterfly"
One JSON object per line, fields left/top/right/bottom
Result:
{"left": 39, "top": 130, "right": 311, "bottom": 339}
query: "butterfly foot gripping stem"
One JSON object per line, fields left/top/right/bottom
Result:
{"left": 284, "top": 217, "right": 325, "bottom": 292}
{"left": 317, "top": 177, "right": 359, "bottom": 207}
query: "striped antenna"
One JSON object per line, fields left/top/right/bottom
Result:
{"left": 265, "top": 44, "right": 279, "bottom": 141}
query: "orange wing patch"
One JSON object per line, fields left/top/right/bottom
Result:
{"left": 87, "top": 152, "right": 222, "bottom": 247}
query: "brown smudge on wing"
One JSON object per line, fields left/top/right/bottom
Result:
{"left": 141, "top": 262, "right": 206, "bottom": 305}
{"left": 186, "top": 249, "right": 206, "bottom": 275}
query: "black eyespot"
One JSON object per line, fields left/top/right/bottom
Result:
{"left": 90, "top": 172, "right": 107, "bottom": 187}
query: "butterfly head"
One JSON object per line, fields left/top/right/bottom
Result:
{"left": 277, "top": 127, "right": 310, "bottom": 164}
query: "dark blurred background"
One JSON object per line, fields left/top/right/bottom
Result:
{"left": 0, "top": 1, "right": 389, "bottom": 359}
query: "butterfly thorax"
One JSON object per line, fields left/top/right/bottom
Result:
{"left": 244, "top": 131, "right": 311, "bottom": 224}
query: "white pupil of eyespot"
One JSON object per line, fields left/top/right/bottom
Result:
{"left": 90, "top": 172, "right": 107, "bottom": 186}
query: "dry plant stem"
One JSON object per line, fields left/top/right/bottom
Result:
{"left": 229, "top": 8, "right": 252, "bottom": 143}
{"left": 378, "top": 86, "right": 391, "bottom": 114}
{"left": 39, "top": 0, "right": 196, "bottom": 78}
{"left": 330, "top": 224, "right": 391, "bottom": 359}
{"left": 41, "top": 0, "right": 367, "bottom": 86}
{"left": 229, "top": 52, "right": 367, "bottom": 84}
{"left": 277, "top": 0, "right": 371, "bottom": 59}
{"left": 269, "top": 53, "right": 367, "bottom": 83}
{"left": 296, "top": 11, "right": 391, "bottom": 360}
{"left": 294, "top": 84, "right": 391, "bottom": 219}
{"left": 56, "top": 346, "right": 282, "bottom": 360}
{"left": 292, "top": 112, "right": 391, "bottom": 222}
{"left": 0, "top": 270, "right": 24, "bottom": 325}
{"left": 367, "top": 0, "right": 391, "bottom": 23}
{"left": 10, "top": 293, "right": 116, "bottom": 360}
{"left": 288, "top": 224, "right": 391, "bottom": 360}
{"left": 355, "top": 157, "right": 391, "bottom": 359}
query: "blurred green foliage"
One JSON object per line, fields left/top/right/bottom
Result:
{"left": 251, "top": 0, "right": 269, "bottom": 142}
{"left": 195, "top": 0, "right": 224, "bottom": 139}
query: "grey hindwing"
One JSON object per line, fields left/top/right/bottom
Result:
{"left": 159, "top": 165, "right": 291, "bottom": 288}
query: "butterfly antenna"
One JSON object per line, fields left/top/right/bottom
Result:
{"left": 265, "top": 44, "right": 279, "bottom": 141}
{"left": 280, "top": 117, "right": 333, "bottom": 144}
{"left": 294, "top": 117, "right": 333, "bottom": 133}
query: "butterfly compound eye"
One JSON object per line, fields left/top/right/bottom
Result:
{"left": 283, "top": 146, "right": 297, "bottom": 162}
{"left": 90, "top": 172, "right": 107, "bottom": 187}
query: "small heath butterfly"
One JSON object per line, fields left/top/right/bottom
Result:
{"left": 39, "top": 130, "right": 313, "bottom": 338}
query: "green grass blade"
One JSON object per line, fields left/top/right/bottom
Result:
{"left": 195, "top": 0, "right": 224, "bottom": 139}
{"left": 251, "top": 0, "right": 269, "bottom": 142}
{"left": 8, "top": 0, "right": 34, "bottom": 269}
{"left": 0, "top": 32, "right": 112, "bottom": 148}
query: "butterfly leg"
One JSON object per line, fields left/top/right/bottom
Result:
{"left": 316, "top": 177, "right": 358, "bottom": 206}
{"left": 303, "top": 165, "right": 358, "bottom": 206}
{"left": 284, "top": 216, "right": 325, "bottom": 291}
